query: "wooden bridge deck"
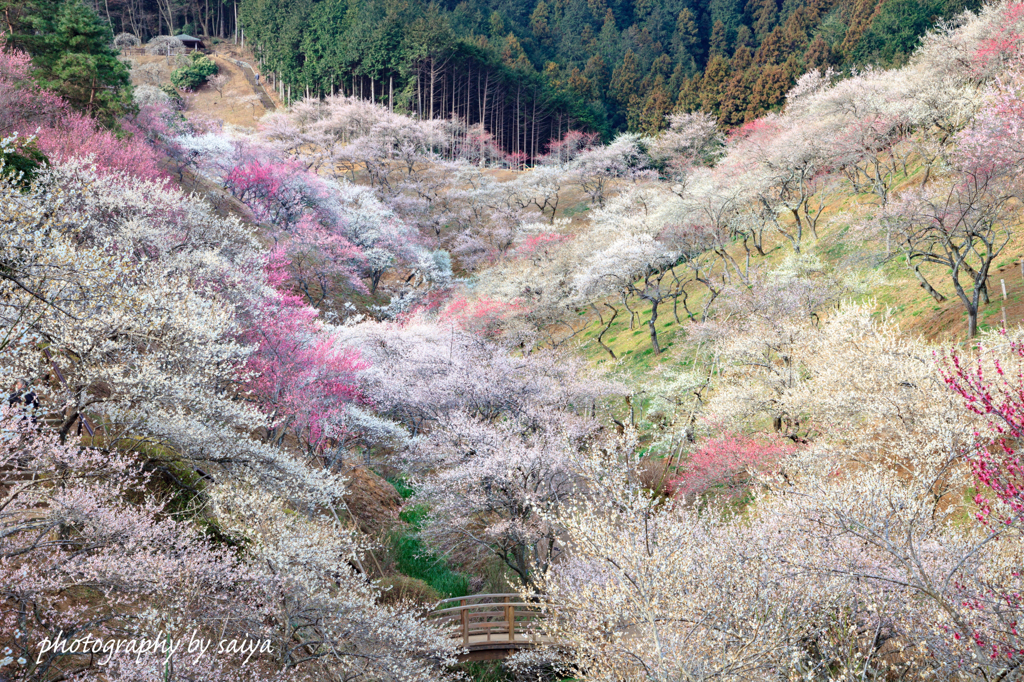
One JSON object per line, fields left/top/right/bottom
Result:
{"left": 429, "top": 593, "right": 553, "bottom": 661}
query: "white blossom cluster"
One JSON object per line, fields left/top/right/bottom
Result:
{"left": 0, "top": 156, "right": 463, "bottom": 680}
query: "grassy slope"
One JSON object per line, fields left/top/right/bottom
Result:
{"left": 564, "top": 168, "right": 1024, "bottom": 383}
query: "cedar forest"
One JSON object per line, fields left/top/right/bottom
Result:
{"left": 5, "top": 0, "right": 1024, "bottom": 680}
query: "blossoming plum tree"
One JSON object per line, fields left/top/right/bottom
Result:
{"left": 0, "top": 153, "right": 461, "bottom": 682}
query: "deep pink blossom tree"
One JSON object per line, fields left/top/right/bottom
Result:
{"left": 667, "top": 432, "right": 794, "bottom": 500}
{"left": 0, "top": 40, "right": 163, "bottom": 181}
{"left": 242, "top": 283, "right": 368, "bottom": 454}
{"left": 942, "top": 343, "right": 1024, "bottom": 667}
{"left": 225, "top": 158, "right": 315, "bottom": 226}
{"left": 0, "top": 41, "right": 65, "bottom": 137}
{"left": 34, "top": 109, "right": 164, "bottom": 181}
{"left": 224, "top": 155, "right": 420, "bottom": 297}
{"left": 971, "top": 2, "right": 1024, "bottom": 77}
{"left": 273, "top": 215, "right": 368, "bottom": 308}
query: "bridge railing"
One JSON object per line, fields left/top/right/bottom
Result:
{"left": 429, "top": 593, "right": 548, "bottom": 646}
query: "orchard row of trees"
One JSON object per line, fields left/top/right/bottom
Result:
{"left": 463, "top": 0, "right": 1024, "bottom": 347}
{"left": 516, "top": 305, "right": 1024, "bottom": 681}
{"left": 7, "top": 0, "right": 1024, "bottom": 679}
{"left": 194, "top": 3, "right": 1023, "bottom": 356}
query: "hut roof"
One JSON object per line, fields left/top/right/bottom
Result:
{"left": 175, "top": 34, "right": 205, "bottom": 47}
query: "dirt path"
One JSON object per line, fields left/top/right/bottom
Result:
{"left": 226, "top": 56, "right": 275, "bottom": 111}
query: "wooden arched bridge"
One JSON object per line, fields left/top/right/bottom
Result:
{"left": 428, "top": 593, "right": 554, "bottom": 662}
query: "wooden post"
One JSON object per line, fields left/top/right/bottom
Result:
{"left": 1002, "top": 279, "right": 1009, "bottom": 329}
{"left": 460, "top": 599, "right": 468, "bottom": 645}
{"left": 505, "top": 596, "right": 514, "bottom": 642}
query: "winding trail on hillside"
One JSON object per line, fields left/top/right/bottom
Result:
{"left": 228, "top": 57, "right": 275, "bottom": 111}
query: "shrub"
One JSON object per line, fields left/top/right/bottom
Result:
{"left": 113, "top": 32, "right": 140, "bottom": 49}
{"left": 159, "top": 82, "right": 185, "bottom": 108}
{"left": 170, "top": 52, "right": 217, "bottom": 91}
{"left": 144, "top": 35, "right": 186, "bottom": 56}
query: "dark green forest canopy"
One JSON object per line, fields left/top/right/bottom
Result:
{"left": 0, "top": 0, "right": 978, "bottom": 140}
{"left": 14, "top": 0, "right": 973, "bottom": 143}
{"left": 3, "top": 0, "right": 977, "bottom": 143}
{"left": 240, "top": 0, "right": 979, "bottom": 146}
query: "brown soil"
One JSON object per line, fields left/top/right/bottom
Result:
{"left": 124, "top": 43, "right": 273, "bottom": 128}
{"left": 340, "top": 463, "right": 403, "bottom": 538}
{"left": 909, "top": 259, "right": 1024, "bottom": 343}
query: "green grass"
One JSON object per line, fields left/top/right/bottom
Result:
{"left": 563, "top": 201, "right": 591, "bottom": 217}
{"left": 386, "top": 475, "right": 416, "bottom": 499}
{"left": 399, "top": 502, "right": 428, "bottom": 526}
{"left": 388, "top": 497, "right": 471, "bottom": 598}
{"left": 391, "top": 532, "right": 471, "bottom": 597}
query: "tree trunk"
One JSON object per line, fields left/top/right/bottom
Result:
{"left": 790, "top": 208, "right": 802, "bottom": 254}
{"left": 429, "top": 58, "right": 436, "bottom": 119}
{"left": 531, "top": 91, "right": 537, "bottom": 160}
{"left": 647, "top": 299, "right": 662, "bottom": 354}
{"left": 914, "top": 264, "right": 946, "bottom": 302}
{"left": 597, "top": 304, "right": 619, "bottom": 360}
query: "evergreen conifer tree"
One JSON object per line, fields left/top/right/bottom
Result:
{"left": 10, "top": 0, "right": 131, "bottom": 125}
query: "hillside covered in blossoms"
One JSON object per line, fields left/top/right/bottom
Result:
{"left": 5, "top": 1, "right": 1024, "bottom": 681}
